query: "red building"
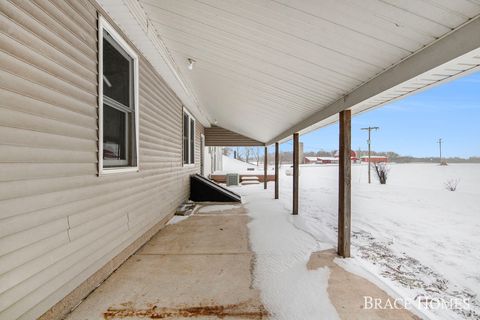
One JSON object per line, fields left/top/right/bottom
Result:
{"left": 304, "top": 150, "right": 359, "bottom": 164}
{"left": 304, "top": 156, "right": 319, "bottom": 164}
{"left": 360, "top": 155, "right": 388, "bottom": 163}
{"left": 334, "top": 150, "right": 359, "bottom": 162}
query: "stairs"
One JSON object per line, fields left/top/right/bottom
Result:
{"left": 241, "top": 176, "right": 260, "bottom": 185}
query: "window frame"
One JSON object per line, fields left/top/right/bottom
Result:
{"left": 183, "top": 108, "right": 196, "bottom": 167}
{"left": 98, "top": 16, "right": 139, "bottom": 175}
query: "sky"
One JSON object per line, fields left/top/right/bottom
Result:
{"left": 280, "top": 71, "right": 480, "bottom": 158}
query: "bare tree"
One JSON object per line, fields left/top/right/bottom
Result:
{"left": 373, "top": 162, "right": 389, "bottom": 184}
{"left": 444, "top": 179, "right": 459, "bottom": 191}
{"left": 235, "top": 147, "right": 245, "bottom": 161}
{"left": 252, "top": 147, "right": 260, "bottom": 165}
{"left": 244, "top": 147, "right": 251, "bottom": 163}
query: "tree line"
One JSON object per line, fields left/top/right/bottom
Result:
{"left": 222, "top": 147, "right": 480, "bottom": 164}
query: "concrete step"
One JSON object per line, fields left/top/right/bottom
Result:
{"left": 241, "top": 176, "right": 259, "bottom": 181}
{"left": 242, "top": 180, "right": 260, "bottom": 185}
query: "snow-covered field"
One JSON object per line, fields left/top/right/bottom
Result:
{"left": 224, "top": 160, "right": 480, "bottom": 319}
{"left": 214, "top": 156, "right": 263, "bottom": 174}
{"left": 277, "top": 163, "right": 480, "bottom": 320}
{"left": 240, "top": 186, "right": 340, "bottom": 320}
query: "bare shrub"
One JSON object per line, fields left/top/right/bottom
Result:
{"left": 373, "top": 162, "right": 389, "bottom": 184}
{"left": 444, "top": 179, "right": 459, "bottom": 191}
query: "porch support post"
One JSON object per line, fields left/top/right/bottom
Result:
{"left": 293, "top": 133, "right": 299, "bottom": 215}
{"left": 338, "top": 110, "right": 351, "bottom": 258}
{"left": 275, "top": 142, "right": 279, "bottom": 199}
{"left": 264, "top": 146, "right": 268, "bottom": 189}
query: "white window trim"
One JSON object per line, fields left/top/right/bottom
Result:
{"left": 200, "top": 133, "right": 205, "bottom": 174}
{"left": 183, "top": 108, "right": 196, "bottom": 167}
{"left": 98, "top": 16, "right": 140, "bottom": 175}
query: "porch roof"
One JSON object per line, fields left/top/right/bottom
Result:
{"left": 99, "top": 0, "right": 480, "bottom": 144}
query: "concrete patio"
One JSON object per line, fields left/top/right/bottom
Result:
{"left": 65, "top": 204, "right": 266, "bottom": 319}
{"left": 64, "top": 198, "right": 419, "bottom": 320}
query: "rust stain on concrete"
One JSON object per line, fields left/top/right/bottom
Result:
{"left": 103, "top": 301, "right": 269, "bottom": 319}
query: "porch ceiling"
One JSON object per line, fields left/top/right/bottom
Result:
{"left": 100, "top": 0, "right": 480, "bottom": 143}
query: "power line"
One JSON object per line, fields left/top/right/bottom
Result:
{"left": 438, "top": 138, "right": 443, "bottom": 165}
{"left": 361, "top": 126, "right": 379, "bottom": 184}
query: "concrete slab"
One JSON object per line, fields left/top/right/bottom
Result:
{"left": 65, "top": 206, "right": 267, "bottom": 320}
{"left": 307, "top": 249, "right": 421, "bottom": 320}
{"left": 138, "top": 215, "right": 250, "bottom": 255}
{"left": 65, "top": 202, "right": 422, "bottom": 320}
{"left": 196, "top": 203, "right": 246, "bottom": 215}
{"left": 67, "top": 254, "right": 265, "bottom": 319}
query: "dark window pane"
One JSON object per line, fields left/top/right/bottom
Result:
{"left": 103, "top": 105, "right": 126, "bottom": 161}
{"left": 103, "top": 34, "right": 131, "bottom": 107}
{"left": 183, "top": 113, "right": 189, "bottom": 164}
{"left": 190, "top": 119, "right": 195, "bottom": 164}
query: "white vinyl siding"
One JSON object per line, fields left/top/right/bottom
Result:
{"left": 0, "top": 1, "right": 203, "bottom": 319}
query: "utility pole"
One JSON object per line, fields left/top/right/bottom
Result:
{"left": 361, "top": 126, "right": 379, "bottom": 184}
{"left": 437, "top": 138, "right": 443, "bottom": 164}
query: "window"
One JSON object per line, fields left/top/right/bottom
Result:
{"left": 98, "top": 17, "right": 139, "bottom": 174}
{"left": 183, "top": 110, "right": 195, "bottom": 165}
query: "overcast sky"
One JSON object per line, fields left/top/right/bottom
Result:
{"left": 278, "top": 71, "right": 480, "bottom": 158}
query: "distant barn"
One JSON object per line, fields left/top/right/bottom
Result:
{"left": 304, "top": 151, "right": 359, "bottom": 164}
{"left": 360, "top": 155, "right": 388, "bottom": 163}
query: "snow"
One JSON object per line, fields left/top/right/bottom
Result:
{"left": 318, "top": 157, "right": 338, "bottom": 161}
{"left": 333, "top": 257, "right": 436, "bottom": 320}
{"left": 233, "top": 186, "right": 340, "bottom": 320}
{"left": 216, "top": 160, "right": 479, "bottom": 319}
{"left": 197, "top": 204, "right": 241, "bottom": 213}
{"left": 277, "top": 163, "right": 480, "bottom": 320}
{"left": 216, "top": 155, "right": 262, "bottom": 173}
{"left": 167, "top": 215, "right": 190, "bottom": 225}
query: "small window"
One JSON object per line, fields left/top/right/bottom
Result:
{"left": 99, "top": 17, "right": 139, "bottom": 174}
{"left": 183, "top": 110, "right": 195, "bottom": 165}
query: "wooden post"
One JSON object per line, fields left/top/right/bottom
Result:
{"left": 264, "top": 146, "right": 268, "bottom": 189}
{"left": 275, "top": 142, "right": 279, "bottom": 199}
{"left": 338, "top": 110, "right": 351, "bottom": 258}
{"left": 293, "top": 133, "right": 299, "bottom": 215}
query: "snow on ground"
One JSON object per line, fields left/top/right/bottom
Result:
{"left": 232, "top": 185, "right": 339, "bottom": 320}
{"left": 167, "top": 215, "right": 190, "bottom": 225}
{"left": 277, "top": 163, "right": 480, "bottom": 320}
{"left": 222, "top": 159, "right": 480, "bottom": 319}
{"left": 197, "top": 204, "right": 241, "bottom": 213}
{"left": 215, "top": 155, "right": 262, "bottom": 174}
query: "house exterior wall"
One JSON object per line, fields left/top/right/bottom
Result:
{"left": 203, "top": 147, "right": 224, "bottom": 177}
{"left": 0, "top": 1, "right": 203, "bottom": 319}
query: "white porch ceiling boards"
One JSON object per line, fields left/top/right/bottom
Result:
{"left": 109, "top": 0, "right": 480, "bottom": 143}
